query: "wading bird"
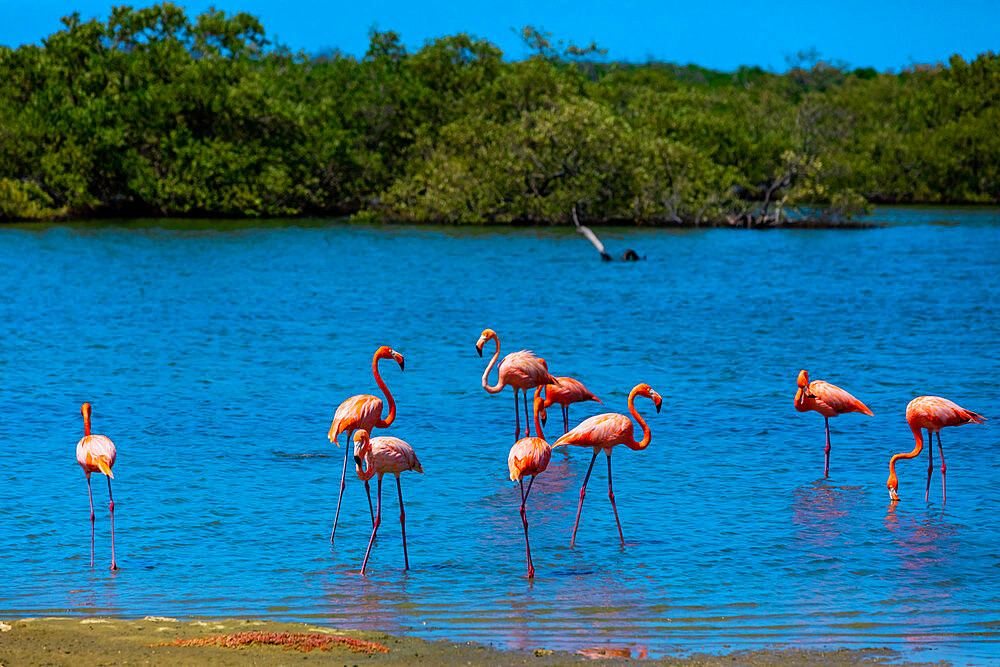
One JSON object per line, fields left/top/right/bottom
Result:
{"left": 508, "top": 388, "right": 552, "bottom": 578}
{"left": 794, "top": 370, "right": 873, "bottom": 477}
{"left": 540, "top": 376, "right": 602, "bottom": 435}
{"left": 75, "top": 403, "right": 118, "bottom": 570}
{"left": 554, "top": 383, "right": 662, "bottom": 548}
{"left": 887, "top": 396, "right": 985, "bottom": 503}
{"left": 328, "top": 346, "right": 404, "bottom": 544}
{"left": 353, "top": 429, "right": 423, "bottom": 574}
{"left": 476, "top": 328, "right": 558, "bottom": 441}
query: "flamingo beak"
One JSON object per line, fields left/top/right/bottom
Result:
{"left": 354, "top": 455, "right": 363, "bottom": 466}
{"left": 541, "top": 411, "right": 547, "bottom": 427}
{"left": 476, "top": 336, "right": 485, "bottom": 357}
{"left": 395, "top": 353, "right": 405, "bottom": 371}
{"left": 652, "top": 392, "right": 662, "bottom": 413}
{"left": 888, "top": 487, "right": 900, "bottom": 502}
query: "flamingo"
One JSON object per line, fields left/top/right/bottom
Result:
{"left": 794, "top": 370, "right": 873, "bottom": 477}
{"left": 553, "top": 383, "right": 662, "bottom": 548}
{"left": 327, "top": 346, "right": 404, "bottom": 544}
{"left": 75, "top": 403, "right": 118, "bottom": 570}
{"left": 476, "top": 328, "right": 558, "bottom": 441}
{"left": 508, "top": 387, "right": 552, "bottom": 578}
{"left": 887, "top": 396, "right": 985, "bottom": 503}
{"left": 352, "top": 429, "right": 423, "bottom": 574}
{"left": 540, "top": 376, "right": 602, "bottom": 434}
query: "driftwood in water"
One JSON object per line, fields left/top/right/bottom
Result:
{"left": 572, "top": 207, "right": 611, "bottom": 261}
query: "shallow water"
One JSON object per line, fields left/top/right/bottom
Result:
{"left": 1, "top": 208, "right": 999, "bottom": 663}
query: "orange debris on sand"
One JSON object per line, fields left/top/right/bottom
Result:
{"left": 154, "top": 631, "right": 389, "bottom": 654}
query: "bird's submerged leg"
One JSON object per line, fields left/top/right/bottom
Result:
{"left": 396, "top": 474, "right": 409, "bottom": 570}
{"left": 824, "top": 417, "right": 831, "bottom": 478}
{"left": 606, "top": 453, "right": 625, "bottom": 547}
{"left": 571, "top": 450, "right": 599, "bottom": 548}
{"left": 361, "top": 476, "right": 383, "bottom": 575}
{"left": 331, "top": 430, "right": 352, "bottom": 545}
{"left": 520, "top": 476, "right": 536, "bottom": 578}
{"left": 523, "top": 389, "right": 530, "bottom": 437}
{"left": 925, "top": 429, "right": 934, "bottom": 503}
{"left": 107, "top": 477, "right": 118, "bottom": 571}
{"left": 937, "top": 431, "right": 946, "bottom": 504}
{"left": 87, "top": 476, "right": 95, "bottom": 568}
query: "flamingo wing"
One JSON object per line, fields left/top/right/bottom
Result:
{"left": 508, "top": 436, "right": 552, "bottom": 480}
{"left": 548, "top": 376, "right": 600, "bottom": 405}
{"left": 809, "top": 380, "right": 873, "bottom": 416}
{"left": 370, "top": 436, "right": 423, "bottom": 474}
{"left": 908, "top": 396, "right": 986, "bottom": 430}
{"left": 76, "top": 435, "right": 117, "bottom": 476}
{"left": 500, "top": 350, "right": 558, "bottom": 389}
{"left": 554, "top": 413, "right": 632, "bottom": 449}
{"left": 329, "top": 394, "right": 383, "bottom": 442}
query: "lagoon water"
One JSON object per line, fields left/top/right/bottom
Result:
{"left": 1, "top": 208, "right": 999, "bottom": 663}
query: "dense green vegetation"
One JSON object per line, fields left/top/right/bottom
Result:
{"left": 1, "top": 4, "right": 997, "bottom": 225}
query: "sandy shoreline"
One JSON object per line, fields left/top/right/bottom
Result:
{"left": 0, "top": 616, "right": 939, "bottom": 665}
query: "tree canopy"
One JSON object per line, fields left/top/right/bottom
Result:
{"left": 1, "top": 4, "right": 997, "bottom": 225}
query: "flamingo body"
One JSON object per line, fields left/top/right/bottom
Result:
{"left": 327, "top": 346, "right": 404, "bottom": 544}
{"left": 353, "top": 431, "right": 423, "bottom": 574}
{"left": 554, "top": 383, "right": 662, "bottom": 548}
{"left": 545, "top": 377, "right": 601, "bottom": 408}
{"left": 887, "top": 395, "right": 986, "bottom": 502}
{"left": 794, "top": 369, "right": 872, "bottom": 477}
{"left": 477, "top": 329, "right": 558, "bottom": 440}
{"left": 76, "top": 403, "right": 118, "bottom": 570}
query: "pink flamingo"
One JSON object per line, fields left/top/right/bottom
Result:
{"left": 75, "top": 403, "right": 118, "bottom": 570}
{"left": 553, "top": 383, "right": 662, "bottom": 548}
{"left": 540, "top": 376, "right": 602, "bottom": 434}
{"left": 352, "top": 429, "right": 423, "bottom": 574}
{"left": 327, "top": 346, "right": 404, "bottom": 544}
{"left": 476, "top": 328, "right": 558, "bottom": 440}
{"left": 887, "top": 396, "right": 985, "bottom": 503}
{"left": 508, "top": 388, "right": 552, "bottom": 578}
{"left": 794, "top": 370, "right": 873, "bottom": 477}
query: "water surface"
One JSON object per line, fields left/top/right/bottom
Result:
{"left": 2, "top": 208, "right": 999, "bottom": 663}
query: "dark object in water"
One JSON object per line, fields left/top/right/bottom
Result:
{"left": 622, "top": 249, "right": 642, "bottom": 261}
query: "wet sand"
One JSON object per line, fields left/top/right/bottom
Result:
{"left": 0, "top": 617, "right": 937, "bottom": 665}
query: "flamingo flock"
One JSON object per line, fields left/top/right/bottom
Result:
{"left": 74, "top": 339, "right": 987, "bottom": 576}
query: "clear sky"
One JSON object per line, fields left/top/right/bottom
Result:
{"left": 2, "top": 0, "right": 997, "bottom": 71}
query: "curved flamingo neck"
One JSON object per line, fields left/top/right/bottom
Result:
{"left": 373, "top": 353, "right": 396, "bottom": 428}
{"left": 626, "top": 387, "right": 652, "bottom": 451}
{"left": 533, "top": 387, "right": 545, "bottom": 441}
{"left": 889, "top": 424, "right": 925, "bottom": 483}
{"left": 794, "top": 386, "right": 809, "bottom": 412}
{"left": 356, "top": 446, "right": 377, "bottom": 482}
{"left": 481, "top": 336, "right": 504, "bottom": 394}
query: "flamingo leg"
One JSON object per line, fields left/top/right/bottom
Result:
{"left": 108, "top": 477, "right": 117, "bottom": 570}
{"left": 937, "top": 431, "right": 946, "bottom": 504}
{"left": 513, "top": 389, "right": 520, "bottom": 441}
{"left": 571, "top": 450, "right": 600, "bottom": 548}
{"left": 331, "top": 429, "right": 353, "bottom": 545}
{"left": 519, "top": 476, "right": 536, "bottom": 578}
{"left": 365, "top": 479, "right": 375, "bottom": 527}
{"left": 606, "top": 452, "right": 624, "bottom": 547}
{"left": 360, "top": 475, "right": 383, "bottom": 574}
{"left": 86, "top": 475, "right": 95, "bottom": 568}
{"left": 563, "top": 404, "right": 569, "bottom": 435}
{"left": 925, "top": 428, "right": 934, "bottom": 503}
{"left": 396, "top": 474, "right": 409, "bottom": 570}
{"left": 523, "top": 389, "right": 531, "bottom": 437}
{"left": 823, "top": 416, "right": 831, "bottom": 477}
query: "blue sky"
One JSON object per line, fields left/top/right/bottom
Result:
{"left": 1, "top": 0, "right": 997, "bottom": 71}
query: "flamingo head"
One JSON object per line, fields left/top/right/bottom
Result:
{"left": 535, "top": 395, "right": 547, "bottom": 427}
{"left": 353, "top": 429, "right": 371, "bottom": 466}
{"left": 797, "top": 370, "right": 810, "bottom": 388}
{"left": 475, "top": 328, "right": 497, "bottom": 357}
{"left": 81, "top": 402, "right": 92, "bottom": 418}
{"left": 375, "top": 345, "right": 404, "bottom": 371}
{"left": 635, "top": 384, "right": 662, "bottom": 413}
{"left": 886, "top": 472, "right": 900, "bottom": 502}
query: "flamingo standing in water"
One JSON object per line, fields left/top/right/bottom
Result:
{"left": 794, "top": 370, "right": 873, "bottom": 478}
{"left": 508, "top": 387, "right": 552, "bottom": 578}
{"left": 476, "top": 328, "right": 558, "bottom": 441}
{"left": 75, "top": 403, "right": 118, "bottom": 570}
{"left": 887, "top": 396, "right": 985, "bottom": 503}
{"left": 540, "top": 376, "right": 602, "bottom": 434}
{"left": 327, "top": 346, "right": 404, "bottom": 544}
{"left": 353, "top": 429, "right": 423, "bottom": 574}
{"left": 554, "top": 383, "right": 662, "bottom": 548}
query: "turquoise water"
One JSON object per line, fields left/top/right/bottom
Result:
{"left": 1, "top": 208, "right": 998, "bottom": 663}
